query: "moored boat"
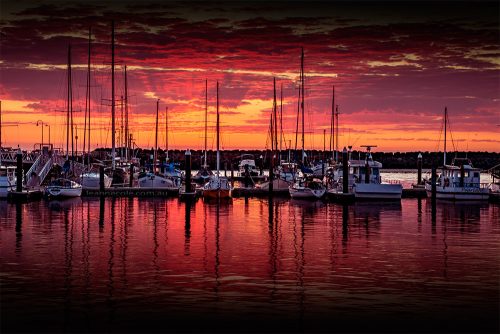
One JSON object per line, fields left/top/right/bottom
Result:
{"left": 0, "top": 166, "right": 16, "bottom": 198}
{"left": 46, "top": 178, "right": 82, "bottom": 198}
{"left": 289, "top": 177, "right": 326, "bottom": 199}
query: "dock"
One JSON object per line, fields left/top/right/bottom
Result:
{"left": 7, "top": 190, "right": 44, "bottom": 202}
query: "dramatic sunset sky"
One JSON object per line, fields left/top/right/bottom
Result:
{"left": 1, "top": 1, "right": 499, "bottom": 152}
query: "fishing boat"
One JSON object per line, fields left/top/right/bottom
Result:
{"left": 0, "top": 166, "right": 16, "bottom": 198}
{"left": 45, "top": 178, "right": 82, "bottom": 198}
{"left": 194, "top": 80, "right": 214, "bottom": 184}
{"left": 238, "top": 154, "right": 259, "bottom": 176}
{"left": 202, "top": 81, "right": 231, "bottom": 199}
{"left": 424, "top": 108, "right": 489, "bottom": 200}
{"left": 138, "top": 99, "right": 176, "bottom": 189}
{"left": 328, "top": 146, "right": 402, "bottom": 200}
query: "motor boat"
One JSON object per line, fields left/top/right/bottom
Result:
{"left": 289, "top": 177, "right": 326, "bottom": 199}
{"left": 238, "top": 154, "right": 259, "bottom": 176}
{"left": 0, "top": 166, "right": 16, "bottom": 198}
{"left": 45, "top": 178, "right": 82, "bottom": 198}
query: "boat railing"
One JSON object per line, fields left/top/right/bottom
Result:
{"left": 37, "top": 157, "right": 53, "bottom": 185}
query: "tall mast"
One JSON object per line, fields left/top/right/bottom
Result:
{"left": 216, "top": 81, "right": 220, "bottom": 176}
{"left": 111, "top": 20, "right": 116, "bottom": 170}
{"left": 154, "top": 99, "right": 159, "bottom": 171}
{"left": 204, "top": 79, "right": 208, "bottom": 166}
{"left": 294, "top": 87, "right": 300, "bottom": 153}
{"left": 279, "top": 82, "right": 283, "bottom": 154}
{"left": 301, "top": 47, "right": 305, "bottom": 164}
{"left": 84, "top": 27, "right": 91, "bottom": 167}
{"left": 330, "top": 85, "right": 334, "bottom": 161}
{"left": 124, "top": 65, "right": 129, "bottom": 161}
{"left": 273, "top": 77, "right": 278, "bottom": 165}
{"left": 165, "top": 106, "right": 169, "bottom": 161}
{"left": 120, "top": 95, "right": 124, "bottom": 157}
{"left": 66, "top": 44, "right": 72, "bottom": 160}
{"left": 444, "top": 106, "right": 447, "bottom": 166}
{"left": 335, "top": 105, "right": 339, "bottom": 163}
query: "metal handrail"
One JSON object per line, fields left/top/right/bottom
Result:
{"left": 25, "top": 154, "right": 42, "bottom": 184}
{"left": 38, "top": 157, "right": 53, "bottom": 184}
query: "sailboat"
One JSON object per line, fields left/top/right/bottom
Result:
{"left": 194, "top": 79, "right": 214, "bottom": 184}
{"left": 46, "top": 44, "right": 82, "bottom": 198}
{"left": 160, "top": 106, "right": 182, "bottom": 187}
{"left": 289, "top": 48, "right": 325, "bottom": 199}
{"left": 425, "top": 107, "right": 489, "bottom": 200}
{"left": 202, "top": 81, "right": 231, "bottom": 199}
{"left": 138, "top": 99, "right": 175, "bottom": 188}
{"left": 258, "top": 78, "right": 292, "bottom": 191}
{"left": 80, "top": 27, "right": 112, "bottom": 190}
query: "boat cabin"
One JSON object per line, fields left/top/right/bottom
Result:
{"left": 438, "top": 158, "right": 482, "bottom": 188}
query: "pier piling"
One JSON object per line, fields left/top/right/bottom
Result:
{"left": 129, "top": 163, "right": 134, "bottom": 187}
{"left": 431, "top": 165, "right": 437, "bottom": 201}
{"left": 16, "top": 148, "right": 23, "bottom": 192}
{"left": 342, "top": 147, "right": 348, "bottom": 194}
{"left": 99, "top": 166, "right": 105, "bottom": 192}
{"left": 185, "top": 149, "right": 192, "bottom": 193}
{"left": 417, "top": 153, "right": 422, "bottom": 185}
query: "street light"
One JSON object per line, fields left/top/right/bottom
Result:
{"left": 44, "top": 124, "right": 50, "bottom": 146}
{"left": 36, "top": 120, "right": 44, "bottom": 147}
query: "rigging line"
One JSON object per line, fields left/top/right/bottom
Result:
{"left": 447, "top": 113, "right": 458, "bottom": 153}
{"left": 436, "top": 117, "right": 444, "bottom": 153}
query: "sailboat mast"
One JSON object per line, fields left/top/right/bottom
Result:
{"left": 273, "top": 78, "right": 278, "bottom": 164}
{"left": 84, "top": 27, "right": 91, "bottom": 167}
{"left": 301, "top": 47, "right": 305, "bottom": 164}
{"left": 279, "top": 83, "right": 283, "bottom": 154}
{"left": 124, "top": 65, "right": 129, "bottom": 161}
{"left": 154, "top": 99, "right": 159, "bottom": 171}
{"left": 294, "top": 87, "right": 300, "bottom": 153}
{"left": 165, "top": 106, "right": 168, "bottom": 161}
{"left": 204, "top": 79, "right": 208, "bottom": 166}
{"left": 335, "top": 105, "right": 339, "bottom": 163}
{"left": 111, "top": 20, "right": 116, "bottom": 170}
{"left": 0, "top": 100, "right": 2, "bottom": 149}
{"left": 330, "top": 85, "right": 334, "bottom": 161}
{"left": 444, "top": 107, "right": 447, "bottom": 165}
{"left": 216, "top": 81, "right": 220, "bottom": 175}
{"left": 66, "top": 44, "right": 72, "bottom": 160}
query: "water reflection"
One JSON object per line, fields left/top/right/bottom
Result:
{"left": 0, "top": 198, "right": 498, "bottom": 333}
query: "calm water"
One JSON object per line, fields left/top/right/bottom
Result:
{"left": 1, "top": 196, "right": 499, "bottom": 333}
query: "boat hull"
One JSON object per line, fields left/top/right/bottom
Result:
{"left": 353, "top": 183, "right": 402, "bottom": 200}
{"left": 425, "top": 185, "right": 489, "bottom": 200}
{"left": 289, "top": 187, "right": 325, "bottom": 199}
{"left": 138, "top": 174, "right": 175, "bottom": 188}
{"left": 46, "top": 186, "right": 82, "bottom": 198}
{"left": 81, "top": 173, "right": 113, "bottom": 190}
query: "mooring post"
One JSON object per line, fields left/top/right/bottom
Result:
{"left": 269, "top": 155, "right": 274, "bottom": 193}
{"left": 342, "top": 147, "right": 348, "bottom": 194}
{"left": 431, "top": 164, "right": 437, "bottom": 201}
{"left": 185, "top": 149, "right": 192, "bottom": 193}
{"left": 99, "top": 165, "right": 105, "bottom": 192}
{"left": 244, "top": 164, "right": 250, "bottom": 188}
{"left": 129, "top": 163, "right": 134, "bottom": 187}
{"left": 16, "top": 147, "right": 23, "bottom": 192}
{"left": 417, "top": 153, "right": 422, "bottom": 185}
{"left": 224, "top": 161, "right": 227, "bottom": 177}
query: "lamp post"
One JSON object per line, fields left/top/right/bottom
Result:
{"left": 45, "top": 124, "right": 51, "bottom": 146}
{"left": 36, "top": 120, "right": 44, "bottom": 147}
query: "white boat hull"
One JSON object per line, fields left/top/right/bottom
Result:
{"left": 46, "top": 186, "right": 82, "bottom": 198}
{"left": 353, "top": 183, "right": 402, "bottom": 200}
{"left": 138, "top": 174, "right": 175, "bottom": 188}
{"left": 0, "top": 185, "right": 15, "bottom": 198}
{"left": 289, "top": 186, "right": 325, "bottom": 199}
{"left": 425, "top": 185, "right": 489, "bottom": 200}
{"left": 81, "top": 173, "right": 113, "bottom": 190}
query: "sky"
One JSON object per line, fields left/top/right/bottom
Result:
{"left": 1, "top": 1, "right": 499, "bottom": 152}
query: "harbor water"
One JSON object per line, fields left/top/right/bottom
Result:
{"left": 1, "top": 194, "right": 499, "bottom": 333}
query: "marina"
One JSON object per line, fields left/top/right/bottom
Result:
{"left": 1, "top": 1, "right": 499, "bottom": 333}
